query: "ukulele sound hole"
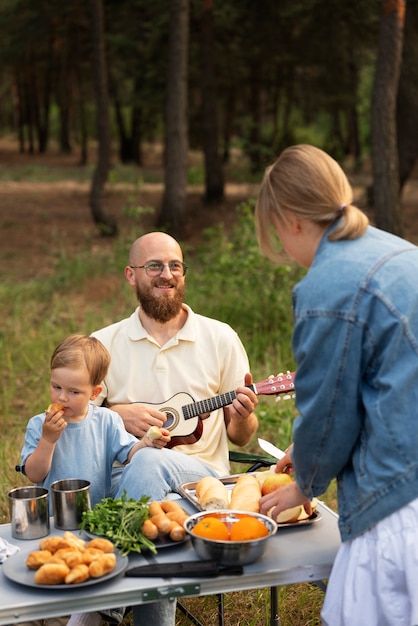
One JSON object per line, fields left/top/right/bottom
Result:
{"left": 162, "top": 408, "right": 179, "bottom": 431}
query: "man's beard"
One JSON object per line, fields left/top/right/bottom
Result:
{"left": 136, "top": 280, "right": 185, "bottom": 323}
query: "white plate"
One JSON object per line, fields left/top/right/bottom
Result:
{"left": 178, "top": 474, "right": 322, "bottom": 527}
{"left": 2, "top": 547, "right": 128, "bottom": 589}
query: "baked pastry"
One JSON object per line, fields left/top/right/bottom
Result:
{"left": 89, "top": 553, "right": 116, "bottom": 578}
{"left": 26, "top": 550, "right": 52, "bottom": 570}
{"left": 195, "top": 476, "right": 228, "bottom": 510}
{"left": 39, "top": 537, "right": 73, "bottom": 553}
{"left": 54, "top": 548, "right": 83, "bottom": 568}
{"left": 63, "top": 531, "right": 86, "bottom": 551}
{"left": 229, "top": 474, "right": 261, "bottom": 513}
{"left": 86, "top": 538, "right": 114, "bottom": 553}
{"left": 34, "top": 563, "right": 70, "bottom": 585}
{"left": 46, "top": 403, "right": 64, "bottom": 412}
{"left": 65, "top": 563, "right": 90, "bottom": 584}
{"left": 82, "top": 547, "right": 106, "bottom": 564}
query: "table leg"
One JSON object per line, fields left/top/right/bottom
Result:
{"left": 270, "top": 586, "right": 280, "bottom": 626}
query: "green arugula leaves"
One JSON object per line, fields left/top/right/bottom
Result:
{"left": 80, "top": 491, "right": 157, "bottom": 556}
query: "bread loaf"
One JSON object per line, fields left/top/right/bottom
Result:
{"left": 195, "top": 476, "right": 228, "bottom": 510}
{"left": 229, "top": 474, "right": 261, "bottom": 513}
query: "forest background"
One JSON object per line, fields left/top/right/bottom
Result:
{"left": 1, "top": 1, "right": 418, "bottom": 624}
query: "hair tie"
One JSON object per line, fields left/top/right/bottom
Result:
{"left": 339, "top": 204, "right": 346, "bottom": 212}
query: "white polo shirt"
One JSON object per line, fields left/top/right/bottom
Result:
{"left": 92, "top": 305, "right": 250, "bottom": 475}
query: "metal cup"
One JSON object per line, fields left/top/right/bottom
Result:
{"left": 51, "top": 478, "right": 91, "bottom": 530}
{"left": 8, "top": 486, "right": 50, "bottom": 539}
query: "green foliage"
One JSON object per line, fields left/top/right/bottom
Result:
{"left": 80, "top": 491, "right": 156, "bottom": 555}
{"left": 187, "top": 200, "right": 304, "bottom": 368}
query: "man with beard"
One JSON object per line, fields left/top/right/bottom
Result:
{"left": 70, "top": 232, "right": 259, "bottom": 626}
{"left": 90, "top": 231, "right": 259, "bottom": 504}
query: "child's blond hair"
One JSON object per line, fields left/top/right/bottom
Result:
{"left": 50, "top": 334, "right": 110, "bottom": 386}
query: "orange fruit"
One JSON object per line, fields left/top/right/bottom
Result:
{"left": 229, "top": 516, "right": 269, "bottom": 541}
{"left": 192, "top": 517, "right": 229, "bottom": 541}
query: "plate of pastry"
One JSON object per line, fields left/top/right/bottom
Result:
{"left": 3, "top": 546, "right": 128, "bottom": 589}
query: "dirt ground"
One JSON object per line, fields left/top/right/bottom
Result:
{"left": 1, "top": 140, "right": 418, "bottom": 281}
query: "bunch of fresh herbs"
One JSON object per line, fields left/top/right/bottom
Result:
{"left": 79, "top": 491, "right": 157, "bottom": 555}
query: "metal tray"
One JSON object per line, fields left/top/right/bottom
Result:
{"left": 178, "top": 474, "right": 322, "bottom": 527}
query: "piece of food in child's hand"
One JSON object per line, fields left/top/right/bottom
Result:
{"left": 146, "top": 425, "right": 163, "bottom": 441}
{"left": 46, "top": 403, "right": 65, "bottom": 413}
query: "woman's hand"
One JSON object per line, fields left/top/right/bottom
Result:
{"left": 259, "top": 480, "right": 312, "bottom": 520}
{"left": 275, "top": 444, "right": 294, "bottom": 474}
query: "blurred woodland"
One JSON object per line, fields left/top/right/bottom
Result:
{"left": 0, "top": 0, "right": 417, "bottom": 237}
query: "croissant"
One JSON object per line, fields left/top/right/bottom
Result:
{"left": 34, "top": 563, "right": 70, "bottom": 585}
{"left": 89, "top": 553, "right": 116, "bottom": 578}
{"left": 39, "top": 536, "right": 73, "bottom": 553}
{"left": 82, "top": 547, "right": 106, "bottom": 564}
{"left": 86, "top": 538, "right": 115, "bottom": 553}
{"left": 54, "top": 548, "right": 83, "bottom": 568}
{"left": 65, "top": 563, "right": 90, "bottom": 584}
{"left": 26, "top": 550, "right": 52, "bottom": 570}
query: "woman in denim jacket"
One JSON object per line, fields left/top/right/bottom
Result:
{"left": 256, "top": 144, "right": 418, "bottom": 626}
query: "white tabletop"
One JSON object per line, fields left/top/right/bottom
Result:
{"left": 0, "top": 500, "right": 340, "bottom": 625}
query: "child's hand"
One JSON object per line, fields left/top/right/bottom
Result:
{"left": 145, "top": 426, "right": 171, "bottom": 448}
{"left": 42, "top": 405, "right": 67, "bottom": 443}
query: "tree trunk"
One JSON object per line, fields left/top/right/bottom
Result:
{"left": 200, "top": 0, "right": 224, "bottom": 204}
{"left": 370, "top": 0, "right": 406, "bottom": 235}
{"left": 88, "top": 0, "right": 117, "bottom": 236}
{"left": 158, "top": 0, "right": 190, "bottom": 237}
{"left": 397, "top": 0, "right": 418, "bottom": 191}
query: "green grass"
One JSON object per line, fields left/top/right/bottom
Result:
{"left": 0, "top": 189, "right": 337, "bottom": 625}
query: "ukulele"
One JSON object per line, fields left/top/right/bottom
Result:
{"left": 135, "top": 372, "right": 295, "bottom": 448}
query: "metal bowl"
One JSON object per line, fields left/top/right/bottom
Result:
{"left": 184, "top": 510, "right": 277, "bottom": 566}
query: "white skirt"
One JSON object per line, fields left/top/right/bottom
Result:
{"left": 321, "top": 496, "right": 418, "bottom": 626}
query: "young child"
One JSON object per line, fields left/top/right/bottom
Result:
{"left": 21, "top": 333, "right": 170, "bottom": 509}
{"left": 255, "top": 144, "right": 418, "bottom": 626}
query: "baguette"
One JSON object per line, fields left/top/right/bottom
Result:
{"left": 195, "top": 476, "right": 229, "bottom": 510}
{"left": 229, "top": 474, "right": 261, "bottom": 513}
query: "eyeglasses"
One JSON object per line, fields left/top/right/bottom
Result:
{"left": 129, "top": 261, "right": 189, "bottom": 277}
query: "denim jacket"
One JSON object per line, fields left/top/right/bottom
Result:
{"left": 290, "top": 224, "right": 418, "bottom": 541}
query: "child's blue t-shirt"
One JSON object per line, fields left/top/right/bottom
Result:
{"left": 21, "top": 403, "right": 138, "bottom": 509}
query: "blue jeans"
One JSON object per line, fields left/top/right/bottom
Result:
{"left": 114, "top": 446, "right": 219, "bottom": 501}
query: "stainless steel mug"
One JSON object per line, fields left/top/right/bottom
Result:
{"left": 50, "top": 478, "right": 91, "bottom": 530}
{"left": 8, "top": 486, "right": 50, "bottom": 539}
